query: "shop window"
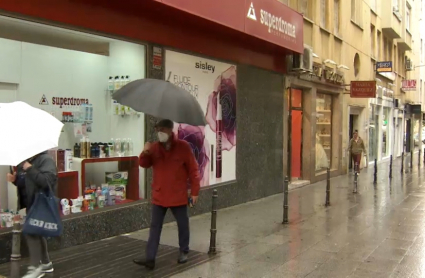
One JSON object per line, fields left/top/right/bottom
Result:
{"left": 316, "top": 93, "right": 333, "bottom": 173}
{"left": 382, "top": 108, "right": 390, "bottom": 158}
{"left": 368, "top": 104, "right": 379, "bottom": 162}
{"left": 0, "top": 17, "right": 147, "bottom": 227}
{"left": 165, "top": 50, "right": 237, "bottom": 187}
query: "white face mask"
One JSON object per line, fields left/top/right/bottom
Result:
{"left": 157, "top": 132, "right": 169, "bottom": 143}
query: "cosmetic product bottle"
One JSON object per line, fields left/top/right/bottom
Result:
{"left": 108, "top": 76, "right": 114, "bottom": 91}
{"left": 114, "top": 76, "right": 120, "bottom": 90}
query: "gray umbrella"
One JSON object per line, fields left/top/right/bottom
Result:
{"left": 112, "top": 79, "right": 207, "bottom": 126}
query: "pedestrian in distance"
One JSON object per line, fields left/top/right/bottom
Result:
{"left": 348, "top": 130, "right": 367, "bottom": 174}
{"left": 134, "top": 119, "right": 200, "bottom": 270}
{"left": 7, "top": 151, "right": 57, "bottom": 278}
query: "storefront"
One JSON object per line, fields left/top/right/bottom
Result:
{"left": 0, "top": 0, "right": 303, "bottom": 262}
{"left": 285, "top": 63, "right": 344, "bottom": 183}
{"left": 368, "top": 83, "right": 395, "bottom": 162}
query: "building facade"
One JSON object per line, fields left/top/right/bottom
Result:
{"left": 0, "top": 0, "right": 303, "bottom": 262}
{"left": 281, "top": 0, "right": 425, "bottom": 183}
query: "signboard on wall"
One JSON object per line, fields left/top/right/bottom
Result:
{"left": 376, "top": 61, "right": 392, "bottom": 72}
{"left": 350, "top": 81, "right": 377, "bottom": 98}
{"left": 402, "top": 79, "right": 417, "bottom": 91}
{"left": 165, "top": 50, "right": 236, "bottom": 187}
{"left": 405, "top": 104, "right": 422, "bottom": 115}
{"left": 155, "top": 0, "right": 304, "bottom": 53}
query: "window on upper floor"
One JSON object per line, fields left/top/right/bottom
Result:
{"left": 371, "top": 25, "right": 376, "bottom": 58}
{"left": 377, "top": 30, "right": 382, "bottom": 60}
{"left": 298, "top": 0, "right": 313, "bottom": 20}
{"left": 406, "top": 6, "right": 411, "bottom": 32}
{"left": 371, "top": 0, "right": 377, "bottom": 12}
{"left": 393, "top": 0, "right": 399, "bottom": 9}
{"left": 334, "top": 0, "right": 340, "bottom": 35}
{"left": 321, "top": 0, "right": 328, "bottom": 28}
{"left": 351, "top": 0, "right": 363, "bottom": 27}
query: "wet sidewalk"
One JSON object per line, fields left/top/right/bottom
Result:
{"left": 2, "top": 156, "right": 425, "bottom": 277}
{"left": 130, "top": 156, "right": 425, "bottom": 278}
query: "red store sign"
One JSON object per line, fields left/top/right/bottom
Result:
{"left": 154, "top": 0, "right": 304, "bottom": 53}
{"left": 402, "top": 79, "right": 417, "bottom": 91}
{"left": 350, "top": 81, "right": 377, "bottom": 98}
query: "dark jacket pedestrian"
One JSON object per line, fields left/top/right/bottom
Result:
{"left": 7, "top": 151, "right": 57, "bottom": 278}
{"left": 134, "top": 119, "right": 200, "bottom": 270}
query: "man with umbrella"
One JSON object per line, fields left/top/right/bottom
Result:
{"left": 134, "top": 119, "right": 200, "bottom": 269}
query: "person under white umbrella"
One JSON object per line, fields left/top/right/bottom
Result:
{"left": 0, "top": 101, "right": 62, "bottom": 278}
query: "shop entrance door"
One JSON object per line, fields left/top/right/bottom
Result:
{"left": 289, "top": 88, "right": 303, "bottom": 180}
{"left": 0, "top": 83, "right": 17, "bottom": 211}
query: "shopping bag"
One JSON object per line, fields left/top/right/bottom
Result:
{"left": 22, "top": 189, "right": 63, "bottom": 237}
{"left": 360, "top": 155, "right": 367, "bottom": 169}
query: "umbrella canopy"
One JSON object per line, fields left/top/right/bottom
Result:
{"left": 0, "top": 101, "right": 63, "bottom": 166}
{"left": 112, "top": 79, "right": 207, "bottom": 126}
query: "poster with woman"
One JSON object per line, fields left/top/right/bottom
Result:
{"left": 165, "top": 50, "right": 236, "bottom": 187}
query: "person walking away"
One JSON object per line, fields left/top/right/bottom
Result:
{"left": 7, "top": 151, "right": 57, "bottom": 278}
{"left": 349, "top": 130, "right": 366, "bottom": 173}
{"left": 134, "top": 119, "right": 200, "bottom": 270}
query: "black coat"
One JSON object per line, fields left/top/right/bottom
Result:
{"left": 14, "top": 152, "right": 58, "bottom": 211}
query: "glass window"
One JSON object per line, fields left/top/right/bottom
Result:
{"left": 371, "top": 25, "right": 376, "bottom": 58}
{"left": 321, "top": 0, "right": 328, "bottom": 28}
{"left": 371, "top": 0, "right": 377, "bottom": 11}
{"left": 406, "top": 7, "right": 411, "bottom": 31}
{"left": 334, "top": 0, "right": 340, "bottom": 34}
{"left": 382, "top": 108, "right": 390, "bottom": 158}
{"left": 316, "top": 93, "right": 332, "bottom": 173}
{"left": 299, "top": 0, "right": 312, "bottom": 19}
{"left": 369, "top": 105, "right": 379, "bottom": 162}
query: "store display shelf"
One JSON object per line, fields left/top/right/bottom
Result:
{"left": 317, "top": 123, "right": 331, "bottom": 125}
{"left": 317, "top": 110, "right": 331, "bottom": 113}
{"left": 319, "top": 134, "right": 331, "bottom": 137}
{"left": 72, "top": 155, "right": 139, "bottom": 200}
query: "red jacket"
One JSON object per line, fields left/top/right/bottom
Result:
{"left": 139, "top": 134, "right": 200, "bottom": 207}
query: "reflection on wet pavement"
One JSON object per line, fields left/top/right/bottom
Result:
{"left": 130, "top": 157, "right": 425, "bottom": 277}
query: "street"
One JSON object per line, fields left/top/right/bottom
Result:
{"left": 2, "top": 157, "right": 425, "bottom": 277}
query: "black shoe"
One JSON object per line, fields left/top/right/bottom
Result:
{"left": 178, "top": 252, "right": 188, "bottom": 264}
{"left": 133, "top": 259, "right": 155, "bottom": 270}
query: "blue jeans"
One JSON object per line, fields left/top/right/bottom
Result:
{"left": 146, "top": 204, "right": 190, "bottom": 261}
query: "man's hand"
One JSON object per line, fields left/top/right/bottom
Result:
{"left": 6, "top": 172, "right": 16, "bottom": 183}
{"left": 23, "top": 162, "right": 32, "bottom": 171}
{"left": 143, "top": 142, "right": 152, "bottom": 154}
{"left": 191, "top": 195, "right": 198, "bottom": 205}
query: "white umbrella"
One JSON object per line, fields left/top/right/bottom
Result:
{"left": 0, "top": 101, "right": 63, "bottom": 166}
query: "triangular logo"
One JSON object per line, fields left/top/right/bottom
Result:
{"left": 247, "top": 3, "right": 257, "bottom": 21}
{"left": 39, "top": 94, "right": 49, "bottom": 105}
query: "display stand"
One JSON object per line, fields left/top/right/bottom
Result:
{"left": 72, "top": 156, "right": 140, "bottom": 200}
{"left": 57, "top": 171, "right": 79, "bottom": 200}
